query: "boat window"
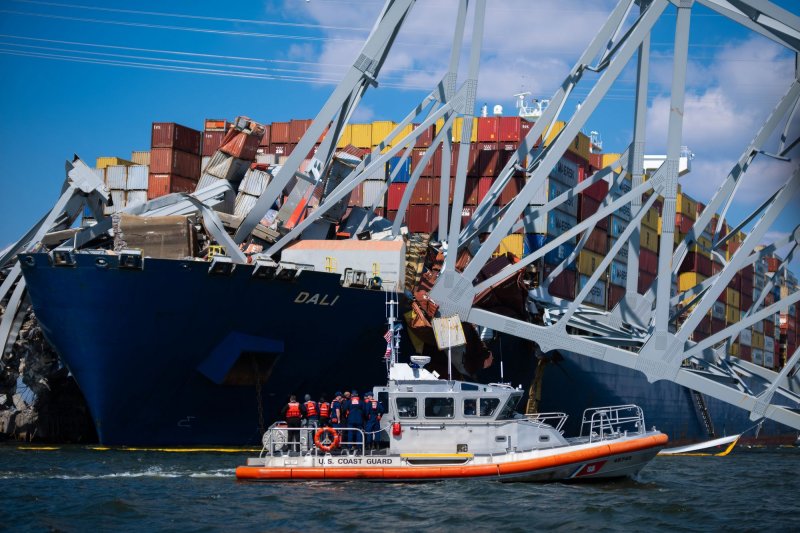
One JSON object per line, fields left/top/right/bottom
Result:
{"left": 461, "top": 383, "right": 479, "bottom": 391}
{"left": 496, "top": 396, "right": 519, "bottom": 420}
{"left": 424, "top": 397, "right": 454, "bottom": 418}
{"left": 463, "top": 399, "right": 477, "bottom": 416}
{"left": 396, "top": 397, "right": 417, "bottom": 418}
{"left": 479, "top": 398, "right": 500, "bottom": 417}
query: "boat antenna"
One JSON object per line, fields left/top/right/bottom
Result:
{"left": 384, "top": 288, "right": 399, "bottom": 372}
{"left": 499, "top": 335, "right": 504, "bottom": 383}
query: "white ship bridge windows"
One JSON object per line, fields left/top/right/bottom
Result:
{"left": 396, "top": 397, "right": 417, "bottom": 419}
{"left": 497, "top": 395, "right": 523, "bottom": 421}
{"left": 463, "top": 398, "right": 501, "bottom": 417}
{"left": 424, "top": 397, "right": 455, "bottom": 419}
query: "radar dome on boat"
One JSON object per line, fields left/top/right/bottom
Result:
{"left": 410, "top": 355, "right": 431, "bottom": 367}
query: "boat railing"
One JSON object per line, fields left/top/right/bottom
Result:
{"left": 579, "top": 405, "right": 646, "bottom": 443}
{"left": 527, "top": 412, "right": 568, "bottom": 432}
{"left": 260, "top": 422, "right": 369, "bottom": 457}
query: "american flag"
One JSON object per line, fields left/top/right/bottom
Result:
{"left": 383, "top": 329, "right": 392, "bottom": 343}
{"left": 384, "top": 342, "right": 392, "bottom": 360}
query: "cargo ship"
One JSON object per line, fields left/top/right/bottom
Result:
{"left": 9, "top": 108, "right": 798, "bottom": 446}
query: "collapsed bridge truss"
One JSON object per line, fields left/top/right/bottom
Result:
{"left": 2, "top": 0, "right": 799, "bottom": 432}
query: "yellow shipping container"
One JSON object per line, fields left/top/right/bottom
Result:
{"left": 130, "top": 151, "right": 150, "bottom": 165}
{"left": 570, "top": 131, "right": 591, "bottom": 163}
{"left": 602, "top": 153, "right": 622, "bottom": 169}
{"left": 96, "top": 156, "right": 133, "bottom": 169}
{"left": 371, "top": 121, "right": 397, "bottom": 148}
{"left": 726, "top": 288, "right": 741, "bottom": 309}
{"left": 725, "top": 304, "right": 740, "bottom": 324}
{"left": 493, "top": 234, "right": 524, "bottom": 259}
{"left": 676, "top": 192, "right": 697, "bottom": 217}
{"left": 542, "top": 121, "right": 566, "bottom": 146}
{"left": 351, "top": 123, "right": 372, "bottom": 148}
{"left": 679, "top": 272, "right": 706, "bottom": 293}
{"left": 336, "top": 124, "right": 353, "bottom": 148}
{"left": 752, "top": 331, "right": 765, "bottom": 349}
{"left": 394, "top": 124, "right": 415, "bottom": 149}
{"left": 642, "top": 206, "right": 659, "bottom": 230}
{"left": 577, "top": 250, "right": 608, "bottom": 280}
{"left": 435, "top": 117, "right": 446, "bottom": 136}
{"left": 730, "top": 341, "right": 739, "bottom": 356}
{"left": 640, "top": 225, "right": 659, "bottom": 253}
{"left": 452, "top": 117, "right": 478, "bottom": 143}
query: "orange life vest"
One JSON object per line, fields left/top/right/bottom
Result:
{"left": 319, "top": 402, "right": 330, "bottom": 418}
{"left": 350, "top": 396, "right": 360, "bottom": 405}
{"left": 305, "top": 401, "right": 318, "bottom": 417}
{"left": 371, "top": 400, "right": 378, "bottom": 409}
{"left": 286, "top": 401, "right": 301, "bottom": 419}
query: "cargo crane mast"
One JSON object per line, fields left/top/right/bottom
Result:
{"left": 230, "top": 0, "right": 800, "bottom": 432}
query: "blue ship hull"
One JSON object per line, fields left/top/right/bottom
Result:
{"left": 19, "top": 252, "right": 798, "bottom": 446}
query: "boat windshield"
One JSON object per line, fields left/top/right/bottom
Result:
{"left": 496, "top": 395, "right": 519, "bottom": 420}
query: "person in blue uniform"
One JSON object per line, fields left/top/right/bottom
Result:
{"left": 330, "top": 392, "right": 343, "bottom": 429}
{"left": 363, "top": 391, "right": 384, "bottom": 451}
{"left": 343, "top": 389, "right": 364, "bottom": 450}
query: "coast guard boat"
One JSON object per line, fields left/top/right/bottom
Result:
{"left": 236, "top": 307, "right": 668, "bottom": 482}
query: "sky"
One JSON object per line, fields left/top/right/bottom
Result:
{"left": 0, "top": 0, "right": 798, "bottom": 265}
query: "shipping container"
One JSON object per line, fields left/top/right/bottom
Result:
{"left": 347, "top": 182, "right": 364, "bottom": 207}
{"left": 609, "top": 237, "right": 629, "bottom": 262}
{"left": 679, "top": 272, "right": 707, "bottom": 293}
{"left": 126, "top": 165, "right": 149, "bottom": 190}
{"left": 639, "top": 225, "right": 658, "bottom": 253}
{"left": 130, "top": 151, "right": 150, "bottom": 166}
{"left": 609, "top": 260, "right": 627, "bottom": 287}
{"left": 204, "top": 119, "right": 229, "bottom": 132}
{"left": 525, "top": 208, "right": 577, "bottom": 237}
{"left": 388, "top": 156, "right": 412, "bottom": 183}
{"left": 740, "top": 327, "right": 752, "bottom": 346}
{"left": 578, "top": 250, "right": 608, "bottom": 281}
{"left": 411, "top": 146, "right": 441, "bottom": 178}
{"left": 578, "top": 195, "right": 608, "bottom": 231}
{"left": 452, "top": 117, "right": 478, "bottom": 143}
{"left": 149, "top": 148, "right": 201, "bottom": 179}
{"left": 411, "top": 177, "right": 439, "bottom": 205}
{"left": 96, "top": 156, "right": 134, "bottom": 170}
{"left": 608, "top": 284, "right": 625, "bottom": 309}
{"left": 739, "top": 345, "right": 752, "bottom": 362}
{"left": 639, "top": 248, "right": 658, "bottom": 275}
{"left": 493, "top": 233, "right": 524, "bottom": 258}
{"left": 336, "top": 124, "right": 353, "bottom": 148}
{"left": 270, "top": 121, "right": 290, "bottom": 144}
{"left": 675, "top": 213, "right": 695, "bottom": 234}
{"left": 578, "top": 274, "right": 607, "bottom": 308}
{"left": 413, "top": 124, "right": 435, "bottom": 148}
{"left": 679, "top": 251, "right": 712, "bottom": 277}
{"left": 202, "top": 131, "right": 226, "bottom": 156}
{"left": 351, "top": 124, "right": 372, "bottom": 148}
{"left": 676, "top": 192, "right": 697, "bottom": 217}
{"left": 269, "top": 143, "right": 293, "bottom": 157}
{"left": 638, "top": 271, "right": 655, "bottom": 295}
{"left": 712, "top": 301, "right": 726, "bottom": 320}
{"left": 447, "top": 177, "right": 482, "bottom": 205}
{"left": 752, "top": 348, "right": 764, "bottom": 365}
{"left": 407, "top": 204, "right": 439, "bottom": 233}
{"left": 260, "top": 124, "right": 271, "bottom": 147}
{"left": 529, "top": 178, "right": 579, "bottom": 217}
{"left": 105, "top": 165, "right": 128, "bottom": 190}
{"left": 126, "top": 190, "right": 147, "bottom": 207}
{"left": 499, "top": 177, "right": 525, "bottom": 206}
{"left": 151, "top": 122, "right": 201, "bottom": 155}
{"left": 477, "top": 117, "right": 499, "bottom": 142}
{"left": 370, "top": 120, "right": 397, "bottom": 148}
{"left": 608, "top": 215, "right": 628, "bottom": 239}
{"left": 585, "top": 227, "right": 608, "bottom": 255}
{"left": 498, "top": 116, "right": 523, "bottom": 142}
{"left": 543, "top": 265, "right": 577, "bottom": 300}
{"left": 549, "top": 157, "right": 579, "bottom": 188}
{"left": 642, "top": 206, "right": 659, "bottom": 230}
{"left": 476, "top": 142, "right": 500, "bottom": 176}
{"left": 727, "top": 288, "right": 741, "bottom": 309}
{"left": 387, "top": 183, "right": 407, "bottom": 211}
{"left": 289, "top": 119, "right": 313, "bottom": 143}
{"left": 147, "top": 173, "right": 197, "bottom": 199}
{"left": 362, "top": 180, "right": 386, "bottom": 209}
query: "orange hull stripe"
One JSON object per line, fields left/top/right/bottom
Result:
{"left": 235, "top": 434, "right": 668, "bottom": 481}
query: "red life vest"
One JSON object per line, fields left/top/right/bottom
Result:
{"left": 305, "top": 401, "right": 318, "bottom": 417}
{"left": 350, "top": 396, "right": 360, "bottom": 405}
{"left": 371, "top": 400, "right": 378, "bottom": 409}
{"left": 286, "top": 402, "right": 301, "bottom": 418}
{"left": 319, "top": 402, "right": 330, "bottom": 418}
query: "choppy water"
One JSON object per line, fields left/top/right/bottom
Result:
{"left": 0, "top": 445, "right": 798, "bottom": 532}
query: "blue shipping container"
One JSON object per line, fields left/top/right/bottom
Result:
{"left": 524, "top": 233, "right": 577, "bottom": 270}
{"left": 387, "top": 156, "right": 412, "bottom": 183}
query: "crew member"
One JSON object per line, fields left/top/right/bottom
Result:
{"left": 318, "top": 395, "right": 331, "bottom": 427}
{"left": 330, "top": 392, "right": 343, "bottom": 429}
{"left": 280, "top": 394, "right": 305, "bottom": 453}
{"left": 364, "top": 391, "right": 384, "bottom": 451}
{"left": 343, "top": 389, "right": 364, "bottom": 450}
{"left": 303, "top": 394, "right": 319, "bottom": 429}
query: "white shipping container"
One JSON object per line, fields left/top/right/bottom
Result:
{"left": 201, "top": 156, "right": 211, "bottom": 173}
{"left": 94, "top": 167, "right": 105, "bottom": 183}
{"left": 752, "top": 348, "right": 764, "bottom": 365}
{"left": 764, "top": 336, "right": 775, "bottom": 354}
{"left": 205, "top": 152, "right": 251, "bottom": 182}
{"left": 608, "top": 237, "right": 629, "bottom": 263}
{"left": 106, "top": 165, "right": 128, "bottom": 189}
{"left": 234, "top": 193, "right": 258, "bottom": 218}
{"left": 529, "top": 178, "right": 578, "bottom": 217}
{"left": 126, "top": 190, "right": 147, "bottom": 207}
{"left": 609, "top": 260, "right": 627, "bottom": 287}
{"left": 712, "top": 301, "right": 726, "bottom": 320}
{"left": 363, "top": 180, "right": 386, "bottom": 208}
{"left": 239, "top": 169, "right": 270, "bottom": 196}
{"left": 608, "top": 215, "right": 628, "bottom": 238}
{"left": 281, "top": 239, "right": 406, "bottom": 288}
{"left": 740, "top": 327, "right": 752, "bottom": 347}
{"left": 765, "top": 351, "right": 774, "bottom": 368}
{"left": 578, "top": 274, "right": 607, "bottom": 307}
{"left": 550, "top": 157, "right": 579, "bottom": 188}
{"left": 126, "top": 165, "right": 149, "bottom": 190}
{"left": 753, "top": 320, "right": 764, "bottom": 333}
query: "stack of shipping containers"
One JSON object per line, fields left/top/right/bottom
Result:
{"left": 202, "top": 119, "right": 229, "bottom": 172}
{"left": 148, "top": 122, "right": 202, "bottom": 199}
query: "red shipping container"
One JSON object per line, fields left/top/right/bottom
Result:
{"left": 498, "top": 177, "right": 525, "bottom": 206}
{"left": 269, "top": 143, "right": 293, "bottom": 157}
{"left": 411, "top": 147, "right": 441, "bottom": 178}
{"left": 589, "top": 153, "right": 603, "bottom": 171}
{"left": 638, "top": 271, "right": 656, "bottom": 295}
{"left": 497, "top": 142, "right": 525, "bottom": 177}
{"left": 711, "top": 318, "right": 725, "bottom": 334}
{"left": 585, "top": 227, "right": 608, "bottom": 254}
{"left": 741, "top": 292, "right": 753, "bottom": 310}
{"left": 477, "top": 177, "right": 493, "bottom": 205}
{"left": 739, "top": 345, "right": 752, "bottom": 362}
{"left": 578, "top": 195, "right": 608, "bottom": 231}
{"left": 477, "top": 142, "right": 500, "bottom": 176}
{"left": 260, "top": 124, "right": 271, "bottom": 147}
{"left": 407, "top": 204, "right": 439, "bottom": 233}
{"left": 219, "top": 127, "right": 262, "bottom": 161}
{"left": 387, "top": 183, "right": 407, "bottom": 211}
{"left": 412, "top": 178, "right": 439, "bottom": 205}
{"left": 696, "top": 202, "right": 706, "bottom": 217}
{"left": 680, "top": 251, "right": 712, "bottom": 277}
{"left": 461, "top": 205, "right": 476, "bottom": 227}
{"left": 151, "top": 122, "right": 201, "bottom": 155}
{"left": 581, "top": 179, "right": 609, "bottom": 203}
{"left": 608, "top": 284, "right": 625, "bottom": 309}
{"left": 348, "top": 182, "right": 364, "bottom": 207}
{"left": 697, "top": 315, "right": 712, "bottom": 335}
{"left": 449, "top": 144, "right": 481, "bottom": 177}
{"left": 149, "top": 148, "right": 200, "bottom": 179}
{"left": 542, "top": 264, "right": 576, "bottom": 300}
{"left": 477, "top": 117, "right": 500, "bottom": 142}
{"left": 675, "top": 213, "right": 694, "bottom": 234}
{"left": 289, "top": 119, "right": 313, "bottom": 143}
{"left": 640, "top": 248, "right": 658, "bottom": 275}
{"left": 147, "top": 173, "right": 197, "bottom": 199}
{"left": 766, "top": 257, "right": 780, "bottom": 272}
{"left": 741, "top": 264, "right": 754, "bottom": 280}
{"left": 449, "top": 177, "right": 481, "bottom": 205}
{"left": 414, "top": 124, "right": 435, "bottom": 148}
{"left": 271, "top": 122, "right": 290, "bottom": 144}
{"left": 765, "top": 319, "right": 774, "bottom": 338}
{"left": 202, "top": 131, "right": 225, "bottom": 156}
{"left": 728, "top": 273, "right": 742, "bottom": 291}
{"left": 498, "top": 116, "right": 522, "bottom": 142}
